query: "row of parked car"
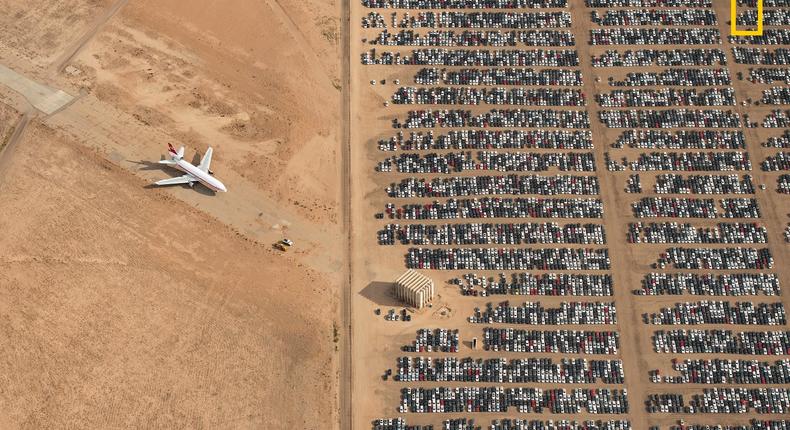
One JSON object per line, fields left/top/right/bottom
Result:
{"left": 662, "top": 421, "right": 790, "bottom": 430}
{"left": 761, "top": 109, "right": 790, "bottom": 127}
{"left": 750, "top": 67, "right": 790, "bottom": 84}
{"left": 780, "top": 174, "right": 790, "bottom": 193}
{"left": 405, "top": 329, "right": 460, "bottom": 353}
{"left": 597, "top": 88, "right": 735, "bottom": 108}
{"left": 732, "top": 47, "right": 790, "bottom": 66}
{"left": 739, "top": 0, "right": 790, "bottom": 7}
{"left": 761, "top": 87, "right": 790, "bottom": 105}
{"left": 392, "top": 87, "right": 585, "bottom": 106}
{"left": 719, "top": 198, "right": 763, "bottom": 218}
{"left": 632, "top": 197, "right": 760, "bottom": 219}
{"left": 591, "top": 9, "right": 717, "bottom": 26}
{"left": 646, "top": 301, "right": 786, "bottom": 326}
{"left": 761, "top": 152, "right": 790, "bottom": 171}
{"left": 586, "top": 0, "right": 710, "bottom": 6}
{"left": 627, "top": 222, "right": 767, "bottom": 244}
{"left": 762, "top": 130, "right": 790, "bottom": 148}
{"left": 362, "top": 0, "right": 567, "bottom": 8}
{"left": 361, "top": 48, "right": 580, "bottom": 67}
{"left": 384, "top": 197, "right": 604, "bottom": 220}
{"left": 610, "top": 68, "right": 731, "bottom": 88}
{"left": 636, "top": 273, "right": 781, "bottom": 296}
{"left": 370, "top": 29, "right": 576, "bottom": 47}
{"left": 413, "top": 68, "right": 583, "bottom": 87}
{"left": 380, "top": 130, "right": 593, "bottom": 152}
{"left": 379, "top": 11, "right": 573, "bottom": 29}
{"left": 613, "top": 130, "right": 744, "bottom": 149}
{"left": 652, "top": 329, "right": 790, "bottom": 355}
{"left": 488, "top": 421, "right": 631, "bottom": 430}
{"left": 622, "top": 151, "right": 752, "bottom": 172}
{"left": 398, "top": 109, "right": 590, "bottom": 129}
{"left": 738, "top": 5, "right": 790, "bottom": 25}
{"left": 470, "top": 301, "right": 617, "bottom": 325}
{"left": 646, "top": 388, "right": 790, "bottom": 414}
{"left": 652, "top": 174, "right": 755, "bottom": 195}
{"left": 399, "top": 387, "right": 629, "bottom": 414}
{"left": 387, "top": 175, "right": 600, "bottom": 198}
{"left": 591, "top": 48, "right": 726, "bottom": 68}
{"left": 394, "top": 356, "right": 624, "bottom": 383}
{"left": 373, "top": 418, "right": 634, "bottom": 430}
{"left": 731, "top": 29, "right": 790, "bottom": 46}
{"left": 590, "top": 28, "right": 721, "bottom": 46}
{"left": 454, "top": 273, "right": 613, "bottom": 297}
{"left": 380, "top": 151, "right": 596, "bottom": 174}
{"left": 598, "top": 109, "right": 741, "bottom": 129}
{"left": 651, "top": 359, "right": 790, "bottom": 384}
{"left": 483, "top": 328, "right": 619, "bottom": 354}
{"left": 379, "top": 222, "right": 606, "bottom": 245}
{"left": 653, "top": 247, "right": 773, "bottom": 270}
{"left": 406, "top": 247, "right": 611, "bottom": 271}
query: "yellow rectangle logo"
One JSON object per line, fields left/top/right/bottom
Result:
{"left": 732, "top": 0, "right": 764, "bottom": 36}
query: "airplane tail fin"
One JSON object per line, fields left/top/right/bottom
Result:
{"left": 167, "top": 143, "right": 185, "bottom": 160}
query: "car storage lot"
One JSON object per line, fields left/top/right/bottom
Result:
{"left": 349, "top": 0, "right": 790, "bottom": 429}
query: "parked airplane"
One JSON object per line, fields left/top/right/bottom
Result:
{"left": 155, "top": 144, "right": 227, "bottom": 192}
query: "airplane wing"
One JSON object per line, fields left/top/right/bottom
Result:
{"left": 197, "top": 147, "right": 213, "bottom": 173}
{"left": 155, "top": 174, "right": 198, "bottom": 186}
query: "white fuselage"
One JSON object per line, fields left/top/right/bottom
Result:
{"left": 174, "top": 158, "right": 227, "bottom": 192}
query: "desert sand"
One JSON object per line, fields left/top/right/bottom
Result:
{"left": 0, "top": 0, "right": 344, "bottom": 428}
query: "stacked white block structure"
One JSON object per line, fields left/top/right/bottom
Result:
{"left": 395, "top": 270, "right": 435, "bottom": 309}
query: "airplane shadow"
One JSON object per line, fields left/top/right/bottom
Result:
{"left": 141, "top": 181, "right": 217, "bottom": 195}
{"left": 194, "top": 186, "right": 216, "bottom": 196}
{"left": 127, "top": 159, "right": 169, "bottom": 172}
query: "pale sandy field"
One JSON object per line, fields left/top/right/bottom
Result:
{"left": 0, "top": 0, "right": 343, "bottom": 429}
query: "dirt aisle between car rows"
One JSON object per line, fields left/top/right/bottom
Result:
{"left": 567, "top": 2, "right": 650, "bottom": 428}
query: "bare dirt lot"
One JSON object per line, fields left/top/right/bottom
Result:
{"left": 66, "top": 0, "right": 343, "bottom": 229}
{"left": 0, "top": 120, "right": 336, "bottom": 428}
{"left": 0, "top": 0, "right": 112, "bottom": 68}
{"left": 0, "top": 0, "right": 343, "bottom": 428}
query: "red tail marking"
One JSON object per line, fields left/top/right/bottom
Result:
{"left": 168, "top": 143, "right": 177, "bottom": 156}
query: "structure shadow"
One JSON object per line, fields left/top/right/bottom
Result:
{"left": 359, "top": 281, "right": 402, "bottom": 307}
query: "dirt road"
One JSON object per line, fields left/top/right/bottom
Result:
{"left": 340, "top": 0, "right": 354, "bottom": 429}
{"left": 52, "top": 0, "right": 130, "bottom": 72}
{"left": 0, "top": 109, "right": 31, "bottom": 179}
